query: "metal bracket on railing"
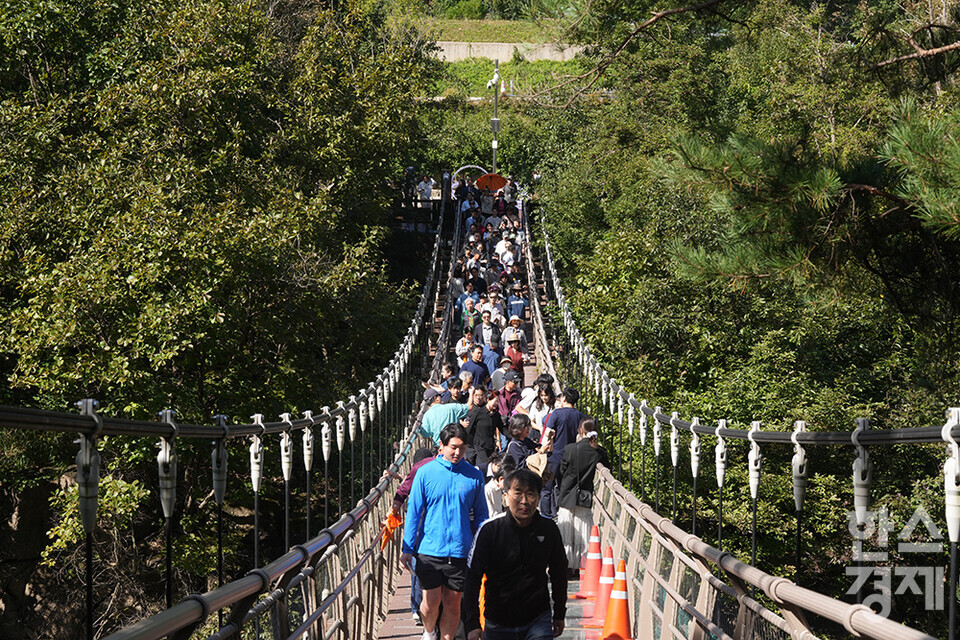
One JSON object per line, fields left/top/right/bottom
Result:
{"left": 617, "top": 392, "right": 624, "bottom": 425}
{"left": 627, "top": 396, "right": 636, "bottom": 436}
{"left": 653, "top": 406, "right": 663, "bottom": 459}
{"left": 716, "top": 420, "right": 727, "bottom": 489}
{"left": 690, "top": 417, "right": 701, "bottom": 479}
{"left": 250, "top": 414, "right": 264, "bottom": 494}
{"left": 368, "top": 383, "right": 378, "bottom": 422}
{"left": 792, "top": 421, "right": 808, "bottom": 513}
{"left": 748, "top": 421, "right": 762, "bottom": 501}
{"left": 280, "top": 413, "right": 294, "bottom": 483}
{"left": 943, "top": 408, "right": 960, "bottom": 544}
{"left": 593, "top": 364, "right": 602, "bottom": 398}
{"left": 212, "top": 415, "right": 229, "bottom": 506}
{"left": 336, "top": 402, "right": 346, "bottom": 452}
{"left": 75, "top": 399, "right": 102, "bottom": 534}
{"left": 852, "top": 418, "right": 872, "bottom": 526}
{"left": 376, "top": 378, "right": 384, "bottom": 414}
{"left": 608, "top": 380, "right": 616, "bottom": 416}
{"left": 601, "top": 374, "right": 608, "bottom": 411}
{"left": 321, "top": 407, "right": 332, "bottom": 463}
{"left": 639, "top": 400, "right": 649, "bottom": 447}
{"left": 348, "top": 397, "right": 358, "bottom": 443}
{"left": 670, "top": 412, "right": 680, "bottom": 469}
{"left": 303, "top": 411, "right": 316, "bottom": 472}
{"left": 358, "top": 392, "right": 368, "bottom": 433}
{"left": 157, "top": 409, "right": 179, "bottom": 520}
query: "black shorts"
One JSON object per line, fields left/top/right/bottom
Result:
{"left": 415, "top": 554, "right": 468, "bottom": 591}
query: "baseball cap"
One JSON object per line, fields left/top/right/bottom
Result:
{"left": 423, "top": 388, "right": 441, "bottom": 402}
{"left": 504, "top": 370, "right": 519, "bottom": 382}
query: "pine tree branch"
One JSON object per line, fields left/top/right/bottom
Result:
{"left": 842, "top": 183, "right": 914, "bottom": 214}
{"left": 872, "top": 22, "right": 960, "bottom": 70}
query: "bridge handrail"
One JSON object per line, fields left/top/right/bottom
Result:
{"left": 520, "top": 201, "right": 558, "bottom": 391}
{"left": 594, "top": 465, "right": 937, "bottom": 640}
{"left": 106, "top": 450, "right": 412, "bottom": 639}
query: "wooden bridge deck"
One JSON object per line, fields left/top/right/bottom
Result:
{"left": 378, "top": 570, "right": 598, "bottom": 640}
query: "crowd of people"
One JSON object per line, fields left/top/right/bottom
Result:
{"left": 387, "top": 176, "right": 609, "bottom": 640}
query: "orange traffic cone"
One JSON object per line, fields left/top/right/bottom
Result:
{"left": 600, "top": 560, "right": 632, "bottom": 640}
{"left": 584, "top": 547, "right": 615, "bottom": 627}
{"left": 574, "top": 525, "right": 602, "bottom": 599}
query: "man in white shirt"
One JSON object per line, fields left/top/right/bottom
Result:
{"left": 481, "top": 291, "right": 506, "bottom": 328}
{"left": 501, "top": 241, "right": 516, "bottom": 268}
{"left": 417, "top": 176, "right": 433, "bottom": 208}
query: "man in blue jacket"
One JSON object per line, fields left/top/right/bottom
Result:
{"left": 402, "top": 424, "right": 489, "bottom": 640}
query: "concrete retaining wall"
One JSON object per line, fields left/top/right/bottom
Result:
{"left": 435, "top": 41, "right": 583, "bottom": 62}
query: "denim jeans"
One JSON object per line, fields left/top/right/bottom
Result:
{"left": 483, "top": 609, "right": 553, "bottom": 640}
{"left": 539, "top": 467, "right": 559, "bottom": 521}
{"left": 410, "top": 556, "right": 422, "bottom": 615}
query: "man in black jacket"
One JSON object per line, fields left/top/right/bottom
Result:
{"left": 463, "top": 469, "right": 567, "bottom": 640}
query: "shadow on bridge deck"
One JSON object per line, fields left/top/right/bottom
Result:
{"left": 379, "top": 571, "right": 601, "bottom": 640}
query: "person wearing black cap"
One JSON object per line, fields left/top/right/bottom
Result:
{"left": 497, "top": 370, "right": 521, "bottom": 423}
{"left": 507, "top": 285, "right": 528, "bottom": 323}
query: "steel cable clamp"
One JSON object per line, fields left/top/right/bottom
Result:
{"left": 670, "top": 411, "right": 681, "bottom": 470}
{"left": 280, "top": 413, "right": 294, "bottom": 483}
{"left": 852, "top": 418, "right": 872, "bottom": 527}
{"left": 250, "top": 414, "right": 265, "bottom": 494}
{"left": 75, "top": 399, "right": 102, "bottom": 534}
{"left": 715, "top": 420, "right": 727, "bottom": 490}
{"left": 157, "top": 409, "right": 179, "bottom": 520}
{"left": 792, "top": 421, "right": 808, "bottom": 513}
{"left": 748, "top": 421, "right": 762, "bottom": 501}
{"left": 942, "top": 408, "right": 960, "bottom": 544}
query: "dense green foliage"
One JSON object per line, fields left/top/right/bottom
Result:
{"left": 517, "top": 1, "right": 960, "bottom": 636}
{"left": 0, "top": 0, "right": 436, "bottom": 422}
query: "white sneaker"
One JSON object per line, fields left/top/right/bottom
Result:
{"left": 412, "top": 613, "right": 422, "bottom": 625}
{"left": 421, "top": 630, "right": 434, "bottom": 640}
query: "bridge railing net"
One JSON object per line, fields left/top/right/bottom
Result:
{"left": 524, "top": 205, "right": 943, "bottom": 640}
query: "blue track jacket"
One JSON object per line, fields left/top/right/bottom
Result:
{"left": 402, "top": 455, "right": 488, "bottom": 558}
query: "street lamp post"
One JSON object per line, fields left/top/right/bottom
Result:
{"left": 487, "top": 60, "right": 501, "bottom": 174}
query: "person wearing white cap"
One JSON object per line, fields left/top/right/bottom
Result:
{"left": 502, "top": 315, "right": 528, "bottom": 356}
{"left": 491, "top": 355, "right": 513, "bottom": 391}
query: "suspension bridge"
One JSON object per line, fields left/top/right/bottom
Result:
{"left": 0, "top": 178, "right": 956, "bottom": 640}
